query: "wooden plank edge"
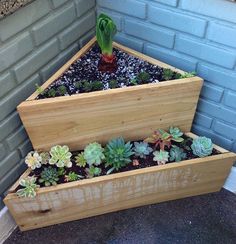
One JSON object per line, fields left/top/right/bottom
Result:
{"left": 17, "top": 77, "right": 203, "bottom": 108}
{"left": 4, "top": 151, "right": 236, "bottom": 200}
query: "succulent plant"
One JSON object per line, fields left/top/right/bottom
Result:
{"left": 169, "top": 145, "right": 187, "bottom": 162}
{"left": 169, "top": 127, "right": 184, "bottom": 142}
{"left": 57, "top": 85, "right": 67, "bottom": 96}
{"left": 84, "top": 142, "right": 105, "bottom": 166}
{"left": 134, "top": 141, "right": 153, "bottom": 158}
{"left": 16, "top": 176, "right": 39, "bottom": 198}
{"left": 137, "top": 71, "right": 150, "bottom": 84}
{"left": 92, "top": 81, "right": 104, "bottom": 91}
{"left": 40, "top": 152, "right": 50, "bottom": 165}
{"left": 105, "top": 137, "right": 134, "bottom": 170}
{"left": 180, "top": 72, "right": 196, "bottom": 78}
{"left": 47, "top": 88, "right": 56, "bottom": 97}
{"left": 39, "top": 166, "right": 59, "bottom": 186}
{"left": 35, "top": 83, "right": 45, "bottom": 95}
{"left": 191, "top": 136, "right": 213, "bottom": 157}
{"left": 130, "top": 78, "right": 138, "bottom": 86}
{"left": 49, "top": 145, "right": 72, "bottom": 168}
{"left": 65, "top": 172, "right": 83, "bottom": 182}
{"left": 153, "top": 150, "right": 169, "bottom": 165}
{"left": 145, "top": 128, "right": 184, "bottom": 150}
{"left": 109, "top": 79, "right": 118, "bottom": 89}
{"left": 25, "top": 151, "right": 42, "bottom": 170}
{"left": 75, "top": 152, "right": 87, "bottom": 167}
{"left": 85, "top": 166, "right": 102, "bottom": 178}
{"left": 83, "top": 81, "right": 93, "bottom": 92}
{"left": 163, "top": 68, "right": 174, "bottom": 81}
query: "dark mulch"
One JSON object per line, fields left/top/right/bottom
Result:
{"left": 4, "top": 189, "right": 236, "bottom": 244}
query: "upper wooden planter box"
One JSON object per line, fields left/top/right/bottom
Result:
{"left": 17, "top": 37, "right": 203, "bottom": 151}
{"left": 4, "top": 133, "right": 236, "bottom": 231}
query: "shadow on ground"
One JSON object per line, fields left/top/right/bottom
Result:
{"left": 4, "top": 189, "right": 236, "bottom": 244}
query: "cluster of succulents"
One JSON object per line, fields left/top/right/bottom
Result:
{"left": 20, "top": 126, "right": 215, "bottom": 198}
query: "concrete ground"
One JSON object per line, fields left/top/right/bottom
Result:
{"left": 4, "top": 189, "right": 236, "bottom": 244}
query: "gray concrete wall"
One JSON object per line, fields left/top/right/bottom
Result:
{"left": 0, "top": 0, "right": 96, "bottom": 209}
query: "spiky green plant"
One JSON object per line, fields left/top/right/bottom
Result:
{"left": 163, "top": 68, "right": 174, "bottom": 81}
{"left": 153, "top": 150, "right": 169, "bottom": 165}
{"left": 83, "top": 81, "right": 93, "bottom": 92}
{"left": 169, "top": 145, "right": 187, "bottom": 162}
{"left": 84, "top": 142, "right": 105, "bottom": 166}
{"left": 105, "top": 137, "right": 134, "bottom": 171}
{"left": 65, "top": 172, "right": 83, "bottom": 182}
{"left": 85, "top": 166, "right": 102, "bottom": 178}
{"left": 92, "top": 81, "right": 104, "bottom": 91}
{"left": 25, "top": 151, "right": 42, "bottom": 170}
{"left": 134, "top": 142, "right": 153, "bottom": 158}
{"left": 75, "top": 152, "right": 87, "bottom": 167}
{"left": 191, "top": 137, "right": 213, "bottom": 157}
{"left": 137, "top": 71, "right": 150, "bottom": 84}
{"left": 35, "top": 83, "right": 45, "bottom": 95}
{"left": 109, "top": 79, "right": 118, "bottom": 89}
{"left": 49, "top": 145, "right": 72, "bottom": 168}
{"left": 16, "top": 177, "right": 39, "bottom": 198}
{"left": 57, "top": 85, "right": 67, "bottom": 96}
{"left": 96, "top": 13, "right": 117, "bottom": 58}
{"left": 39, "top": 166, "right": 59, "bottom": 186}
{"left": 47, "top": 88, "right": 56, "bottom": 97}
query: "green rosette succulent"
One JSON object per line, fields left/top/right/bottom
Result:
{"left": 169, "top": 145, "right": 187, "bottom": 162}
{"left": 85, "top": 166, "right": 102, "bottom": 178}
{"left": 39, "top": 166, "right": 59, "bottom": 186}
{"left": 153, "top": 150, "right": 169, "bottom": 165}
{"left": 75, "top": 152, "right": 87, "bottom": 167}
{"left": 84, "top": 142, "right": 105, "bottom": 166}
{"left": 134, "top": 141, "right": 153, "bottom": 158}
{"left": 105, "top": 137, "right": 134, "bottom": 170}
{"left": 65, "top": 172, "right": 83, "bottom": 182}
{"left": 49, "top": 145, "right": 72, "bottom": 168}
{"left": 16, "top": 176, "right": 39, "bottom": 198}
{"left": 40, "top": 152, "right": 50, "bottom": 165}
{"left": 169, "top": 127, "right": 184, "bottom": 142}
{"left": 191, "top": 136, "right": 213, "bottom": 157}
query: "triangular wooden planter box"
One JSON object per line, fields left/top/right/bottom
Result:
{"left": 4, "top": 38, "right": 236, "bottom": 231}
{"left": 17, "top": 37, "right": 202, "bottom": 151}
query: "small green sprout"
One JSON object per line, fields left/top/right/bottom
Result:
{"left": 137, "top": 71, "right": 150, "bottom": 84}
{"left": 35, "top": 83, "right": 45, "bottom": 95}
{"left": 57, "top": 85, "right": 67, "bottom": 96}
{"left": 85, "top": 166, "right": 102, "bottom": 178}
{"left": 109, "top": 79, "right": 118, "bottom": 89}
{"left": 75, "top": 152, "right": 87, "bottom": 167}
{"left": 65, "top": 172, "right": 83, "bottom": 182}
{"left": 92, "top": 81, "right": 104, "bottom": 91}
{"left": 47, "top": 88, "right": 56, "bottom": 97}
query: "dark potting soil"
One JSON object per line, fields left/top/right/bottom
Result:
{"left": 37, "top": 44, "right": 180, "bottom": 99}
{"left": 16, "top": 135, "right": 220, "bottom": 190}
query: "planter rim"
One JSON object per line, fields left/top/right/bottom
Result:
{"left": 5, "top": 132, "right": 236, "bottom": 200}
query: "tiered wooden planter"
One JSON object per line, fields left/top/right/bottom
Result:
{"left": 4, "top": 37, "right": 236, "bottom": 231}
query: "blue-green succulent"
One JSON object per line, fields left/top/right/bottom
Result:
{"left": 191, "top": 136, "right": 213, "bottom": 157}
{"left": 84, "top": 142, "right": 105, "bottom": 166}
{"left": 134, "top": 142, "right": 153, "bottom": 158}
{"left": 105, "top": 137, "right": 134, "bottom": 170}
{"left": 169, "top": 145, "right": 187, "bottom": 162}
{"left": 153, "top": 150, "right": 169, "bottom": 165}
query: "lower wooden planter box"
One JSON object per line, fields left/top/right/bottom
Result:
{"left": 4, "top": 133, "right": 236, "bottom": 231}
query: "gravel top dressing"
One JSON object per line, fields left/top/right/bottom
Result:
{"left": 37, "top": 44, "right": 181, "bottom": 99}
